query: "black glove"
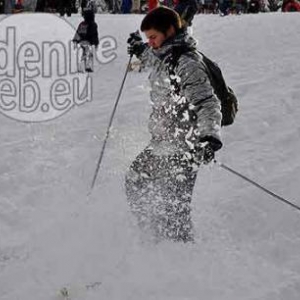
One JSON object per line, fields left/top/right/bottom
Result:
{"left": 127, "top": 31, "right": 146, "bottom": 57}
{"left": 192, "top": 136, "right": 222, "bottom": 165}
{"left": 202, "top": 143, "right": 215, "bottom": 164}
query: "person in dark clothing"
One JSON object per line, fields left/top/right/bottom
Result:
{"left": 80, "top": 0, "right": 97, "bottom": 13}
{"left": 247, "top": 0, "right": 260, "bottom": 13}
{"left": 126, "top": 7, "right": 222, "bottom": 243}
{"left": 46, "top": 0, "right": 58, "bottom": 12}
{"left": 174, "top": 0, "right": 198, "bottom": 29}
{"left": 58, "top": 0, "right": 73, "bottom": 16}
{"left": 73, "top": 8, "right": 99, "bottom": 72}
{"left": 0, "top": 0, "right": 4, "bottom": 14}
{"left": 35, "top": 0, "right": 46, "bottom": 11}
{"left": 110, "top": 0, "right": 121, "bottom": 13}
{"left": 121, "top": 0, "right": 132, "bottom": 13}
{"left": 81, "top": 0, "right": 87, "bottom": 11}
{"left": 219, "top": 0, "right": 231, "bottom": 15}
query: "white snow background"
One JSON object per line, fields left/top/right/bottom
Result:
{"left": 1, "top": 12, "right": 300, "bottom": 300}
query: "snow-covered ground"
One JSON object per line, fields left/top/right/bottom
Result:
{"left": 1, "top": 12, "right": 300, "bottom": 300}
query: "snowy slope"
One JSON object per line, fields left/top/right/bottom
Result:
{"left": 1, "top": 12, "right": 300, "bottom": 300}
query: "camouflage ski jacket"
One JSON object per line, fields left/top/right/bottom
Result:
{"left": 139, "top": 32, "right": 222, "bottom": 155}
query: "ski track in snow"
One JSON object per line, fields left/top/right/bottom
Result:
{"left": 1, "top": 12, "right": 300, "bottom": 300}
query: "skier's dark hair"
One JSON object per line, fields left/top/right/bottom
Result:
{"left": 141, "top": 6, "right": 182, "bottom": 35}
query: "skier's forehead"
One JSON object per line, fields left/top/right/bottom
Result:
{"left": 144, "top": 29, "right": 163, "bottom": 39}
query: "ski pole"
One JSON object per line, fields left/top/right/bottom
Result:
{"left": 214, "top": 160, "right": 300, "bottom": 213}
{"left": 89, "top": 55, "right": 133, "bottom": 193}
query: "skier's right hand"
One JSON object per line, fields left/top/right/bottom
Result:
{"left": 127, "top": 31, "right": 146, "bottom": 57}
{"left": 192, "top": 136, "right": 222, "bottom": 165}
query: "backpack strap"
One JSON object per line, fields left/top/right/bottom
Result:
{"left": 198, "top": 51, "right": 230, "bottom": 96}
{"left": 168, "top": 45, "right": 193, "bottom": 72}
{"left": 166, "top": 45, "right": 194, "bottom": 95}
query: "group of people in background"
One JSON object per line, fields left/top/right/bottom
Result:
{"left": 0, "top": 0, "right": 299, "bottom": 15}
{"left": 0, "top": 0, "right": 24, "bottom": 13}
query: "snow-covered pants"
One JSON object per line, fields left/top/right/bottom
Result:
{"left": 125, "top": 143, "right": 199, "bottom": 242}
{"left": 80, "top": 41, "right": 94, "bottom": 72}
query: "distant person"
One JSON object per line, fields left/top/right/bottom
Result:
{"left": 5, "top": 0, "right": 15, "bottom": 13}
{"left": 13, "top": 0, "right": 24, "bottom": 12}
{"left": 58, "top": 0, "right": 73, "bottom": 16}
{"left": 247, "top": 0, "right": 260, "bottom": 13}
{"left": 81, "top": 0, "right": 87, "bottom": 10}
{"left": 174, "top": 0, "right": 199, "bottom": 30}
{"left": 281, "top": 0, "right": 300, "bottom": 11}
{"left": 219, "top": 0, "right": 231, "bottom": 15}
{"left": 46, "top": 0, "right": 58, "bottom": 13}
{"left": 81, "top": 0, "right": 97, "bottom": 13}
{"left": 0, "top": 0, "right": 5, "bottom": 14}
{"left": 234, "top": 0, "right": 247, "bottom": 14}
{"left": 106, "top": 0, "right": 121, "bottom": 13}
{"left": 131, "top": 0, "right": 141, "bottom": 13}
{"left": 35, "top": 0, "right": 45, "bottom": 12}
{"left": 73, "top": 8, "right": 99, "bottom": 72}
{"left": 121, "top": 0, "right": 132, "bottom": 13}
{"left": 148, "top": 0, "right": 159, "bottom": 11}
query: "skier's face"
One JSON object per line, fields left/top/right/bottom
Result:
{"left": 144, "top": 27, "right": 174, "bottom": 49}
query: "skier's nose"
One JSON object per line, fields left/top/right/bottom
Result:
{"left": 148, "top": 40, "right": 155, "bottom": 48}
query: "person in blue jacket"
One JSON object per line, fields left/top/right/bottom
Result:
{"left": 121, "top": 0, "right": 132, "bottom": 13}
